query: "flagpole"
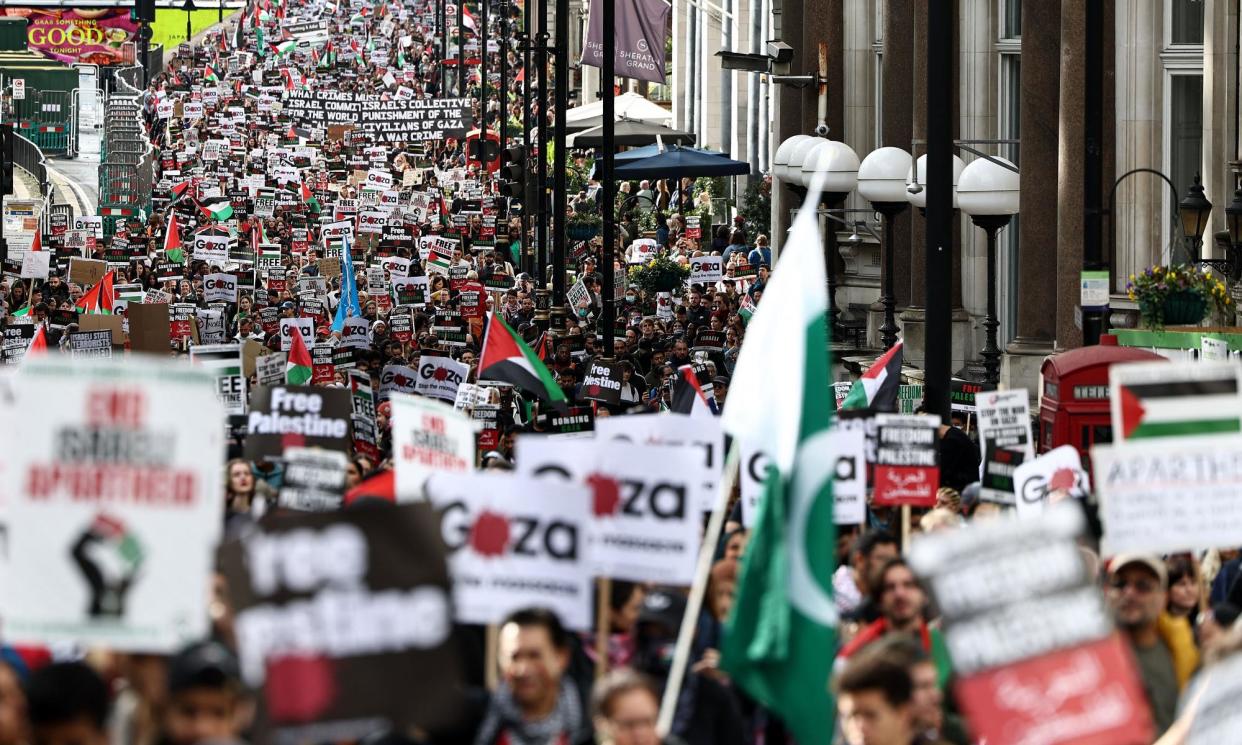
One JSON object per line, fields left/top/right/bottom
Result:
{"left": 656, "top": 441, "right": 740, "bottom": 737}
{"left": 595, "top": 576, "right": 612, "bottom": 680}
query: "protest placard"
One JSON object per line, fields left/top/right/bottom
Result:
{"left": 379, "top": 363, "right": 418, "bottom": 401}
{"left": 596, "top": 413, "right": 724, "bottom": 511}
{"left": 1012, "top": 445, "right": 1090, "bottom": 518}
{"left": 278, "top": 447, "right": 349, "bottom": 511}
{"left": 204, "top": 273, "right": 238, "bottom": 303}
{"left": 255, "top": 352, "right": 286, "bottom": 387}
{"left": 338, "top": 316, "right": 371, "bottom": 349}
{"left": 0, "top": 356, "right": 224, "bottom": 651}
{"left": 393, "top": 276, "right": 429, "bottom": 306}
{"left": 1093, "top": 434, "right": 1242, "bottom": 556}
{"left": 192, "top": 234, "right": 230, "bottom": 264}
{"left": 589, "top": 441, "right": 702, "bottom": 585}
{"left": 279, "top": 317, "right": 314, "bottom": 352}
{"left": 282, "top": 89, "right": 472, "bottom": 142}
{"left": 580, "top": 360, "right": 623, "bottom": 407}
{"left": 20, "top": 250, "right": 49, "bottom": 279}
{"left": 425, "top": 471, "right": 592, "bottom": 630}
{"left": 244, "top": 385, "right": 353, "bottom": 459}
{"left": 872, "top": 414, "right": 940, "bottom": 507}
{"left": 348, "top": 369, "right": 381, "bottom": 461}
{"left": 688, "top": 255, "right": 723, "bottom": 285}
{"left": 976, "top": 389, "right": 1034, "bottom": 504}
{"left": 908, "top": 505, "right": 1152, "bottom": 745}
{"left": 414, "top": 355, "right": 470, "bottom": 403}
{"left": 67, "top": 330, "right": 113, "bottom": 359}
{"left": 69, "top": 257, "right": 107, "bottom": 286}
{"left": 740, "top": 425, "right": 867, "bottom": 526}
{"left": 392, "top": 394, "right": 476, "bottom": 500}
{"left": 189, "top": 343, "right": 248, "bottom": 416}
{"left": 218, "top": 505, "right": 460, "bottom": 742}
{"left": 127, "top": 303, "right": 171, "bottom": 354}
{"left": 514, "top": 436, "right": 601, "bottom": 483}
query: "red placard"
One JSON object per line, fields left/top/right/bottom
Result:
{"left": 872, "top": 464, "right": 939, "bottom": 507}
{"left": 953, "top": 635, "right": 1152, "bottom": 745}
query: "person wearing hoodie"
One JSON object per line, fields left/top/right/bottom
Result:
{"left": 1106, "top": 554, "right": 1199, "bottom": 737}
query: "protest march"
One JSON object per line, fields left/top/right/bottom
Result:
{"left": 3, "top": 0, "right": 1242, "bottom": 744}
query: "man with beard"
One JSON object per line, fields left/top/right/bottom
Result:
{"left": 835, "top": 558, "right": 953, "bottom": 690}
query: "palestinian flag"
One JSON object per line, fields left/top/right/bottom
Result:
{"left": 670, "top": 364, "right": 717, "bottom": 418}
{"left": 533, "top": 331, "right": 550, "bottom": 362}
{"left": 478, "top": 312, "right": 567, "bottom": 411}
{"left": 204, "top": 64, "right": 220, "bottom": 83}
{"left": 839, "top": 340, "right": 903, "bottom": 412}
{"left": 199, "top": 199, "right": 234, "bottom": 222}
{"left": 301, "top": 182, "right": 320, "bottom": 213}
{"left": 462, "top": 4, "right": 477, "bottom": 32}
{"left": 28, "top": 230, "right": 41, "bottom": 254}
{"left": 286, "top": 324, "right": 313, "bottom": 385}
{"left": 10, "top": 303, "right": 31, "bottom": 317}
{"left": 428, "top": 247, "right": 452, "bottom": 275}
{"left": 164, "top": 211, "right": 184, "bottom": 263}
{"left": 739, "top": 294, "right": 757, "bottom": 325}
{"left": 76, "top": 271, "right": 115, "bottom": 315}
{"left": 1112, "top": 362, "right": 1242, "bottom": 441}
{"left": 269, "top": 40, "right": 296, "bottom": 56}
{"left": 25, "top": 323, "right": 47, "bottom": 358}
{"left": 170, "top": 179, "right": 194, "bottom": 201}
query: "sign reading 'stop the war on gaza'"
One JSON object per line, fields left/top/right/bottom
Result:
{"left": 282, "top": 91, "right": 473, "bottom": 142}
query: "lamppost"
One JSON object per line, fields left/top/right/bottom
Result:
{"left": 183, "top": 0, "right": 196, "bottom": 48}
{"left": 858, "top": 147, "right": 913, "bottom": 350}
{"left": 957, "top": 156, "right": 1019, "bottom": 386}
{"left": 1224, "top": 187, "right": 1242, "bottom": 282}
{"left": 1179, "top": 174, "right": 1213, "bottom": 261}
{"left": 799, "top": 138, "right": 859, "bottom": 334}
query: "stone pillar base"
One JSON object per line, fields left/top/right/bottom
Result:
{"left": 899, "top": 306, "right": 926, "bottom": 367}
{"left": 1002, "top": 337, "right": 1056, "bottom": 393}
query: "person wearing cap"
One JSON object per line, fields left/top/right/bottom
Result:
{"left": 1106, "top": 554, "right": 1199, "bottom": 735}
{"left": 158, "top": 641, "right": 245, "bottom": 745}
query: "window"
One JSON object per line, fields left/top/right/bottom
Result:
{"left": 1171, "top": 0, "right": 1204, "bottom": 45}
{"left": 1169, "top": 73, "right": 1204, "bottom": 202}
{"left": 1002, "top": 0, "right": 1021, "bottom": 39}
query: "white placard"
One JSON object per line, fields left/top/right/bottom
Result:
{"left": 595, "top": 414, "right": 723, "bottom": 511}
{"left": 740, "top": 426, "right": 867, "bottom": 526}
{"left": 1012, "top": 444, "right": 1091, "bottom": 519}
{"left": 1093, "top": 435, "right": 1242, "bottom": 556}
{"left": 425, "top": 471, "right": 592, "bottom": 630}
{"left": 192, "top": 234, "right": 230, "bottom": 264}
{"left": 414, "top": 355, "right": 470, "bottom": 403}
{"left": 20, "top": 250, "right": 49, "bottom": 279}
{"left": 590, "top": 442, "right": 702, "bottom": 585}
{"left": 688, "top": 255, "right": 723, "bottom": 285}
{"left": 203, "top": 273, "right": 238, "bottom": 303}
{"left": 278, "top": 317, "right": 314, "bottom": 351}
{"left": 392, "top": 394, "right": 476, "bottom": 501}
{"left": 0, "top": 357, "right": 224, "bottom": 651}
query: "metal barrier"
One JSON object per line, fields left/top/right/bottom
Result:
{"left": 12, "top": 130, "right": 49, "bottom": 199}
{"left": 7, "top": 88, "right": 75, "bottom": 154}
{"left": 97, "top": 64, "right": 156, "bottom": 235}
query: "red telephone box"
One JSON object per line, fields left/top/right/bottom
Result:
{"left": 1039, "top": 341, "right": 1166, "bottom": 466}
{"left": 465, "top": 128, "right": 501, "bottom": 174}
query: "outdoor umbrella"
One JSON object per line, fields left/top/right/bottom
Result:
{"left": 612, "top": 146, "right": 751, "bottom": 179}
{"left": 567, "top": 119, "right": 696, "bottom": 148}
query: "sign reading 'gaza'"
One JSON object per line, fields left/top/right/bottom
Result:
{"left": 282, "top": 90, "right": 474, "bottom": 143}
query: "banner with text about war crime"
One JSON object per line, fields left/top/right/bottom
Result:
{"left": 282, "top": 91, "right": 474, "bottom": 143}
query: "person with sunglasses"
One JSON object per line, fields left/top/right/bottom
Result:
{"left": 1106, "top": 554, "right": 1199, "bottom": 736}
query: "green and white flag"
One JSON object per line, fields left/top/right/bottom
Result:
{"left": 720, "top": 171, "right": 837, "bottom": 745}
{"left": 1110, "top": 360, "right": 1242, "bottom": 441}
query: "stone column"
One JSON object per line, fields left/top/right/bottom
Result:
{"left": 875, "top": 0, "right": 913, "bottom": 349}
{"left": 1056, "top": 0, "right": 1085, "bottom": 348}
{"left": 768, "top": 0, "right": 805, "bottom": 255}
{"left": 1003, "top": 0, "right": 1060, "bottom": 388}
{"left": 1204, "top": 0, "right": 1238, "bottom": 255}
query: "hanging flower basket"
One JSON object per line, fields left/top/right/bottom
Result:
{"left": 1158, "top": 290, "right": 1208, "bottom": 326}
{"left": 1128, "top": 264, "right": 1230, "bottom": 330}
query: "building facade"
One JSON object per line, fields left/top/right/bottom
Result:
{"left": 762, "top": 0, "right": 1237, "bottom": 390}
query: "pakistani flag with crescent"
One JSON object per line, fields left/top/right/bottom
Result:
{"left": 719, "top": 170, "right": 838, "bottom": 745}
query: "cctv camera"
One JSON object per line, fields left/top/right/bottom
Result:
{"left": 907, "top": 183, "right": 924, "bottom": 195}
{"left": 766, "top": 41, "right": 794, "bottom": 65}
{"left": 813, "top": 123, "right": 829, "bottom": 137}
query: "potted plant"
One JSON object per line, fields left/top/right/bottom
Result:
{"left": 567, "top": 210, "right": 602, "bottom": 241}
{"left": 1127, "top": 264, "right": 1232, "bottom": 329}
{"left": 629, "top": 253, "right": 691, "bottom": 294}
